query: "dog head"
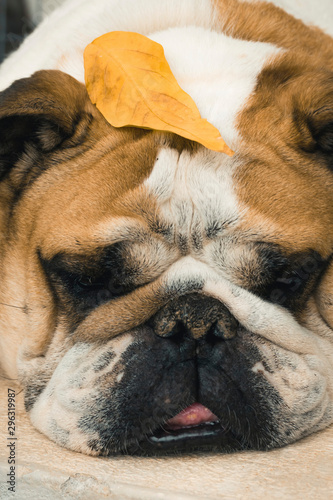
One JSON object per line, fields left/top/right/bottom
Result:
{"left": 0, "top": 45, "right": 333, "bottom": 455}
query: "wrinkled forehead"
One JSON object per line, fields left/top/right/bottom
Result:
{"left": 27, "top": 133, "right": 332, "bottom": 259}
{"left": 25, "top": 139, "right": 237, "bottom": 253}
{"left": 14, "top": 24, "right": 333, "bottom": 258}
{"left": 5, "top": 21, "right": 333, "bottom": 261}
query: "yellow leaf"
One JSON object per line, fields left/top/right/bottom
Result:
{"left": 84, "top": 31, "right": 234, "bottom": 155}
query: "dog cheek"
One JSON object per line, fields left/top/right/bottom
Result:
{"left": 26, "top": 337, "right": 133, "bottom": 455}
{"left": 24, "top": 377, "right": 50, "bottom": 413}
{"left": 246, "top": 337, "right": 332, "bottom": 445}
{"left": 197, "top": 331, "right": 332, "bottom": 449}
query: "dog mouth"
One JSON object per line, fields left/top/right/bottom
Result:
{"left": 148, "top": 403, "right": 222, "bottom": 447}
{"left": 163, "top": 402, "right": 219, "bottom": 430}
{"left": 134, "top": 403, "right": 243, "bottom": 454}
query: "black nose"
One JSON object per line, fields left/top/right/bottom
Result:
{"left": 149, "top": 293, "right": 238, "bottom": 340}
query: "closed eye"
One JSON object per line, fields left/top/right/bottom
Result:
{"left": 74, "top": 272, "right": 128, "bottom": 298}
{"left": 254, "top": 249, "right": 327, "bottom": 311}
{"left": 38, "top": 246, "right": 132, "bottom": 313}
{"left": 76, "top": 275, "right": 106, "bottom": 290}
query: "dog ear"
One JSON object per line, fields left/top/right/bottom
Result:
{"left": 0, "top": 70, "right": 108, "bottom": 185}
{"left": 293, "top": 71, "right": 333, "bottom": 168}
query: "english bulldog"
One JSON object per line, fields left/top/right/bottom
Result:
{"left": 0, "top": 0, "right": 333, "bottom": 456}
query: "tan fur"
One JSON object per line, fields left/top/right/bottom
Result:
{"left": 0, "top": 72, "right": 158, "bottom": 375}
{"left": 1, "top": 9, "right": 332, "bottom": 356}
{"left": 213, "top": 2, "right": 333, "bottom": 331}
{"left": 1, "top": 4, "right": 333, "bottom": 372}
{"left": 213, "top": 0, "right": 333, "bottom": 70}
{"left": 212, "top": 1, "right": 333, "bottom": 255}
{"left": 0, "top": 0, "right": 333, "bottom": 456}
{"left": 0, "top": 71, "right": 203, "bottom": 374}
{"left": 235, "top": 54, "right": 333, "bottom": 254}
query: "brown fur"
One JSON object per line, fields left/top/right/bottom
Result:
{"left": 235, "top": 54, "right": 333, "bottom": 254}
{"left": 210, "top": 1, "right": 333, "bottom": 255}
{"left": 213, "top": 0, "right": 333, "bottom": 70}
{"left": 0, "top": 71, "right": 158, "bottom": 372}
{"left": 1, "top": 1, "right": 333, "bottom": 380}
{"left": 214, "top": 0, "right": 333, "bottom": 329}
{"left": 0, "top": 1, "right": 332, "bottom": 457}
{"left": 0, "top": 71, "right": 201, "bottom": 369}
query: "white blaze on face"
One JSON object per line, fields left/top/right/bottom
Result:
{"left": 145, "top": 148, "right": 239, "bottom": 248}
{"left": 144, "top": 27, "right": 280, "bottom": 247}
{"left": 150, "top": 26, "right": 281, "bottom": 150}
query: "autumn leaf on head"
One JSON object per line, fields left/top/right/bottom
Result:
{"left": 84, "top": 31, "right": 234, "bottom": 155}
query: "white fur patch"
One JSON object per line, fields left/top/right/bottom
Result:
{"left": 143, "top": 27, "right": 280, "bottom": 252}
{"left": 29, "top": 333, "right": 133, "bottom": 453}
{"left": 150, "top": 27, "right": 280, "bottom": 150}
{"left": 144, "top": 148, "right": 240, "bottom": 252}
{"left": 0, "top": 0, "right": 216, "bottom": 90}
{"left": 250, "top": 344, "right": 333, "bottom": 440}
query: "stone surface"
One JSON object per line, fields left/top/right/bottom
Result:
{"left": 0, "top": 379, "right": 333, "bottom": 499}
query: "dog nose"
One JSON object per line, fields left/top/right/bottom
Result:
{"left": 150, "top": 293, "right": 238, "bottom": 340}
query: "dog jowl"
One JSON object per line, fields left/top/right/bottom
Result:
{"left": 1, "top": 3, "right": 333, "bottom": 455}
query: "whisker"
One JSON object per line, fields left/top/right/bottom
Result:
{"left": 0, "top": 301, "right": 27, "bottom": 311}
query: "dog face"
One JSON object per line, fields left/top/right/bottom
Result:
{"left": 1, "top": 25, "right": 333, "bottom": 455}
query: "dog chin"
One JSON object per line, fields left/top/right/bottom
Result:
{"left": 23, "top": 323, "right": 331, "bottom": 456}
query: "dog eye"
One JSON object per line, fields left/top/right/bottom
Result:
{"left": 39, "top": 249, "right": 133, "bottom": 314}
{"left": 74, "top": 273, "right": 129, "bottom": 300}
{"left": 76, "top": 275, "right": 104, "bottom": 289}
{"left": 268, "top": 271, "right": 305, "bottom": 304}
{"left": 260, "top": 250, "right": 326, "bottom": 309}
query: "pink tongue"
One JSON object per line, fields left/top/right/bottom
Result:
{"left": 166, "top": 403, "right": 219, "bottom": 429}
